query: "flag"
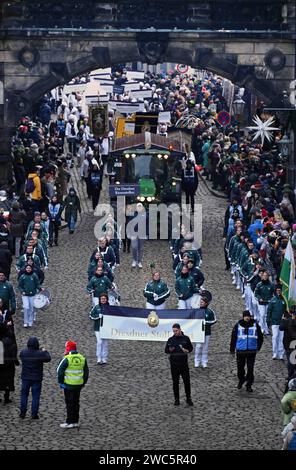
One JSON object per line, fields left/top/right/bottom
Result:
{"left": 280, "top": 239, "right": 296, "bottom": 308}
{"left": 100, "top": 306, "right": 205, "bottom": 343}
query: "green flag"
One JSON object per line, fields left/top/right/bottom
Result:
{"left": 280, "top": 239, "right": 296, "bottom": 309}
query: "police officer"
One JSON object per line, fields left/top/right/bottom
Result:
{"left": 230, "top": 310, "right": 263, "bottom": 392}
{"left": 57, "top": 341, "right": 89, "bottom": 429}
{"left": 165, "top": 323, "right": 193, "bottom": 406}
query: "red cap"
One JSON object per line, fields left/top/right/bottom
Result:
{"left": 64, "top": 341, "right": 77, "bottom": 355}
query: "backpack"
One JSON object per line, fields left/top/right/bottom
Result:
{"left": 91, "top": 173, "right": 101, "bottom": 188}
{"left": 25, "top": 177, "right": 36, "bottom": 194}
{"left": 287, "top": 431, "right": 296, "bottom": 450}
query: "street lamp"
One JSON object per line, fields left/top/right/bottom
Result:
{"left": 233, "top": 95, "right": 245, "bottom": 146}
{"left": 278, "top": 133, "right": 291, "bottom": 158}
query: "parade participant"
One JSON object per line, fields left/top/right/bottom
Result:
{"left": 130, "top": 203, "right": 147, "bottom": 268}
{"left": 89, "top": 293, "right": 109, "bottom": 364}
{"left": 230, "top": 310, "right": 263, "bottom": 392}
{"left": 87, "top": 253, "right": 114, "bottom": 282}
{"left": 87, "top": 266, "right": 114, "bottom": 306}
{"left": 143, "top": 271, "right": 170, "bottom": 310}
{"left": 194, "top": 296, "right": 217, "bottom": 368}
{"left": 187, "top": 259, "right": 205, "bottom": 288}
{"left": 19, "top": 336, "right": 51, "bottom": 419}
{"left": 165, "top": 323, "right": 193, "bottom": 406}
{"left": 175, "top": 266, "right": 199, "bottom": 309}
{"left": 90, "top": 237, "right": 116, "bottom": 269}
{"left": 23, "top": 238, "right": 47, "bottom": 269}
{"left": 18, "top": 264, "right": 43, "bottom": 327}
{"left": 0, "top": 271, "right": 16, "bottom": 313}
{"left": 57, "top": 340, "right": 89, "bottom": 429}
{"left": 254, "top": 271, "right": 274, "bottom": 335}
{"left": 282, "top": 415, "right": 296, "bottom": 450}
{"left": 0, "top": 323, "right": 19, "bottom": 404}
{"left": 0, "top": 241, "right": 12, "bottom": 280}
{"left": 267, "top": 284, "right": 286, "bottom": 360}
{"left": 61, "top": 187, "right": 81, "bottom": 234}
{"left": 16, "top": 245, "right": 41, "bottom": 272}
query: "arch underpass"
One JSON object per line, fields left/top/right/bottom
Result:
{"left": 0, "top": 0, "right": 295, "bottom": 181}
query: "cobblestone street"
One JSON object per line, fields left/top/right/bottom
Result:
{"left": 0, "top": 175, "right": 287, "bottom": 450}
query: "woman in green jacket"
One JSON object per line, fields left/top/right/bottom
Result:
{"left": 18, "top": 264, "right": 42, "bottom": 328}
{"left": 89, "top": 293, "right": 109, "bottom": 364}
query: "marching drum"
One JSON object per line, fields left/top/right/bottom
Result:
{"left": 33, "top": 289, "right": 52, "bottom": 310}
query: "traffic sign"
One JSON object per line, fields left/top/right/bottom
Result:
{"left": 217, "top": 110, "right": 231, "bottom": 127}
{"left": 109, "top": 184, "right": 140, "bottom": 197}
{"left": 176, "top": 64, "right": 189, "bottom": 74}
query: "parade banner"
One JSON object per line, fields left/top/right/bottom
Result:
{"left": 89, "top": 104, "right": 108, "bottom": 138}
{"left": 100, "top": 306, "right": 205, "bottom": 342}
{"left": 109, "top": 101, "right": 144, "bottom": 114}
{"left": 129, "top": 89, "right": 152, "bottom": 100}
{"left": 126, "top": 71, "right": 145, "bottom": 81}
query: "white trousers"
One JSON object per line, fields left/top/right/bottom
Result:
{"left": 146, "top": 302, "right": 166, "bottom": 310}
{"left": 250, "top": 290, "right": 259, "bottom": 320}
{"left": 195, "top": 335, "right": 210, "bottom": 367}
{"left": 178, "top": 297, "right": 193, "bottom": 309}
{"left": 95, "top": 331, "right": 108, "bottom": 363}
{"left": 22, "top": 295, "right": 35, "bottom": 326}
{"left": 244, "top": 284, "right": 252, "bottom": 312}
{"left": 258, "top": 304, "right": 269, "bottom": 334}
{"left": 272, "top": 325, "right": 285, "bottom": 358}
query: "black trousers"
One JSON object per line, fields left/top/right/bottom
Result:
{"left": 91, "top": 189, "right": 101, "bottom": 211}
{"left": 49, "top": 220, "right": 59, "bottom": 244}
{"left": 64, "top": 388, "right": 81, "bottom": 424}
{"left": 185, "top": 190, "right": 195, "bottom": 211}
{"left": 122, "top": 238, "right": 131, "bottom": 252}
{"left": 236, "top": 353, "right": 256, "bottom": 386}
{"left": 170, "top": 363, "right": 191, "bottom": 400}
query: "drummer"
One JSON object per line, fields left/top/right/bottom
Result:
{"left": 18, "top": 264, "right": 43, "bottom": 328}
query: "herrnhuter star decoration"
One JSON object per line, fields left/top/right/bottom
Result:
{"left": 247, "top": 115, "right": 279, "bottom": 145}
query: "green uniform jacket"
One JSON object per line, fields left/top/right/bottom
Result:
{"left": 87, "top": 260, "right": 114, "bottom": 282}
{"left": 267, "top": 295, "right": 286, "bottom": 326}
{"left": 241, "top": 258, "right": 255, "bottom": 280}
{"left": 228, "top": 234, "right": 240, "bottom": 259}
{"left": 143, "top": 279, "right": 170, "bottom": 306}
{"left": 254, "top": 281, "right": 274, "bottom": 304}
{"left": 238, "top": 246, "right": 249, "bottom": 269}
{"left": 87, "top": 275, "right": 112, "bottom": 298}
{"left": 175, "top": 275, "right": 198, "bottom": 300}
{"left": 230, "top": 239, "right": 242, "bottom": 264}
{"left": 202, "top": 307, "right": 217, "bottom": 336}
{"left": 89, "top": 304, "right": 103, "bottom": 331}
{"left": 17, "top": 253, "right": 41, "bottom": 271}
{"left": 0, "top": 281, "right": 16, "bottom": 312}
{"left": 281, "top": 391, "right": 296, "bottom": 425}
{"left": 18, "top": 272, "right": 41, "bottom": 296}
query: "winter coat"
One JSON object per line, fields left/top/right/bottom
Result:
{"left": 87, "top": 259, "right": 114, "bottom": 282}
{"left": 17, "top": 253, "right": 41, "bottom": 271}
{"left": 9, "top": 209, "right": 27, "bottom": 237}
{"left": 267, "top": 295, "right": 287, "bottom": 326}
{"left": 0, "top": 330, "right": 18, "bottom": 391}
{"left": 20, "top": 337, "right": 51, "bottom": 382}
{"left": 254, "top": 281, "right": 274, "bottom": 304}
{"left": 281, "top": 391, "right": 296, "bottom": 425}
{"left": 89, "top": 304, "right": 104, "bottom": 332}
{"left": 280, "top": 318, "right": 296, "bottom": 350}
{"left": 165, "top": 333, "right": 193, "bottom": 366}
{"left": 27, "top": 173, "right": 42, "bottom": 200}
{"left": 143, "top": 279, "right": 170, "bottom": 306}
{"left": 62, "top": 194, "right": 81, "bottom": 223}
{"left": 0, "top": 244, "right": 12, "bottom": 278}
{"left": 91, "top": 246, "right": 116, "bottom": 268}
{"left": 230, "top": 318, "right": 263, "bottom": 354}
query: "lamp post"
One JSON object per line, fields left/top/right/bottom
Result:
{"left": 233, "top": 95, "right": 245, "bottom": 146}
{"left": 279, "top": 133, "right": 293, "bottom": 185}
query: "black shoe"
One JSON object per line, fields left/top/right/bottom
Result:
{"left": 186, "top": 398, "right": 194, "bottom": 406}
{"left": 225, "top": 266, "right": 230, "bottom": 271}
{"left": 246, "top": 385, "right": 253, "bottom": 393}
{"left": 69, "top": 230, "right": 74, "bottom": 234}
{"left": 49, "top": 242, "right": 53, "bottom": 247}
{"left": 237, "top": 379, "right": 245, "bottom": 389}
{"left": 174, "top": 399, "right": 180, "bottom": 406}
{"left": 54, "top": 240, "right": 58, "bottom": 246}
{"left": 19, "top": 413, "right": 26, "bottom": 419}
{"left": 31, "top": 415, "right": 39, "bottom": 419}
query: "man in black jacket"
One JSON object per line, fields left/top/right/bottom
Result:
{"left": 19, "top": 337, "right": 51, "bottom": 419}
{"left": 182, "top": 160, "right": 199, "bottom": 213}
{"left": 165, "top": 323, "right": 193, "bottom": 406}
{"left": 280, "top": 310, "right": 296, "bottom": 380}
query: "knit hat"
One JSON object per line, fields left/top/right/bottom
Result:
{"left": 64, "top": 341, "right": 77, "bottom": 355}
{"left": 242, "top": 310, "right": 252, "bottom": 317}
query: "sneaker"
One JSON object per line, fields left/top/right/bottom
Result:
{"left": 186, "top": 398, "right": 194, "bottom": 406}
{"left": 194, "top": 364, "right": 200, "bottom": 368}
{"left": 174, "top": 399, "right": 180, "bottom": 406}
{"left": 137, "top": 262, "right": 143, "bottom": 268}
{"left": 201, "top": 364, "right": 207, "bottom": 369}
{"left": 24, "top": 324, "right": 28, "bottom": 328}
{"left": 272, "top": 355, "right": 277, "bottom": 360}
{"left": 232, "top": 279, "right": 236, "bottom": 285}
{"left": 132, "top": 260, "right": 137, "bottom": 268}
{"left": 97, "top": 360, "right": 102, "bottom": 365}
{"left": 72, "top": 423, "right": 79, "bottom": 428}
{"left": 28, "top": 323, "right": 33, "bottom": 327}
{"left": 60, "top": 423, "right": 75, "bottom": 429}
{"left": 54, "top": 241, "right": 59, "bottom": 246}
